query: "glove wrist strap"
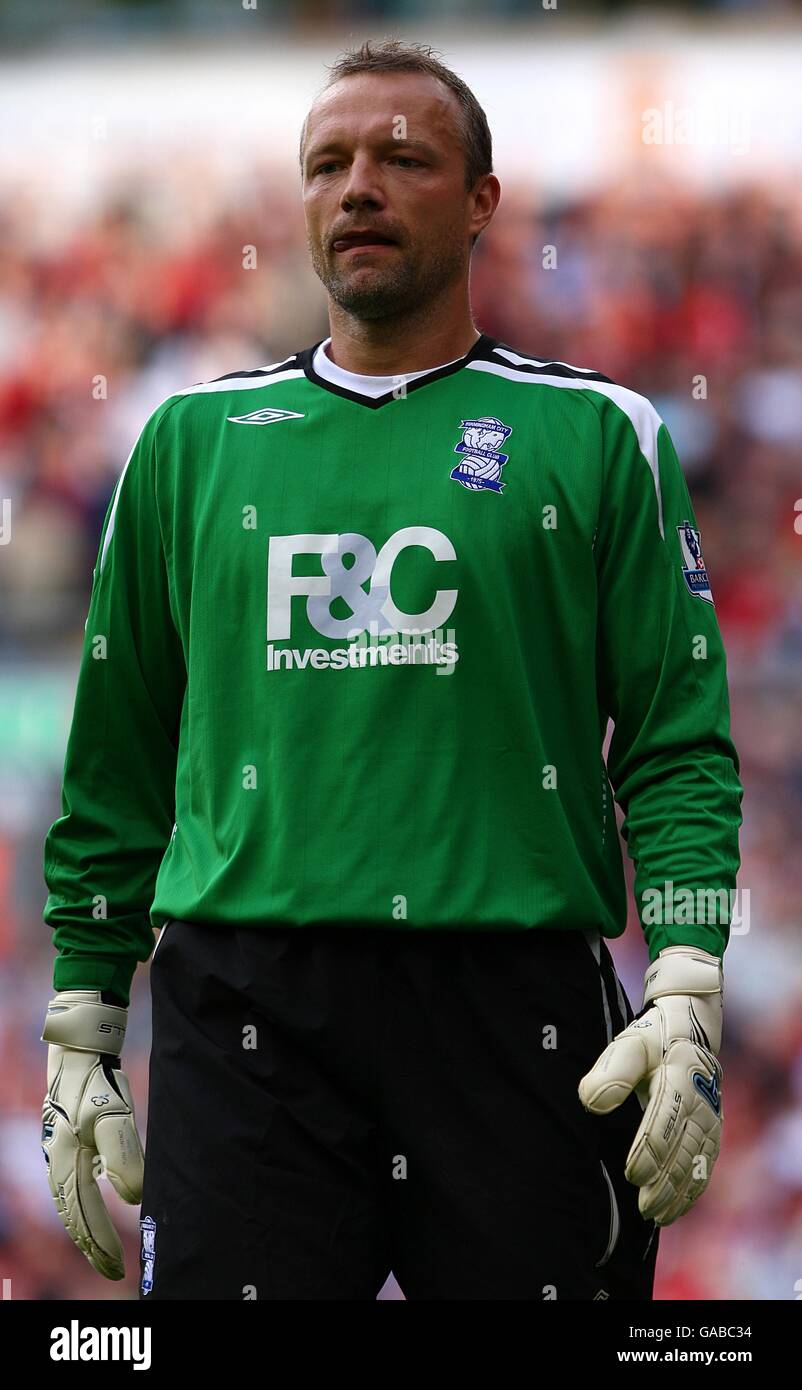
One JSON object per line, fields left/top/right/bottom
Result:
{"left": 641, "top": 947, "right": 724, "bottom": 1055}
{"left": 41, "top": 990, "right": 127, "bottom": 1057}
{"left": 642, "top": 945, "right": 723, "bottom": 1009}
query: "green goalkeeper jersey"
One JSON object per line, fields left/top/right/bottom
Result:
{"left": 43, "top": 332, "right": 743, "bottom": 1004}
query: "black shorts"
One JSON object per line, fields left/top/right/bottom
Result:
{"left": 139, "top": 921, "right": 659, "bottom": 1300}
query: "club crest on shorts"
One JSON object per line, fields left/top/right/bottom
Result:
{"left": 451, "top": 416, "right": 512, "bottom": 492}
{"left": 677, "top": 520, "right": 714, "bottom": 604}
{"left": 140, "top": 1215, "right": 157, "bottom": 1295}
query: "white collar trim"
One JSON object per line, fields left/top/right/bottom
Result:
{"left": 312, "top": 337, "right": 469, "bottom": 398}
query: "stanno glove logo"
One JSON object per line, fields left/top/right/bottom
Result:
{"left": 677, "top": 521, "right": 714, "bottom": 604}
{"left": 451, "top": 417, "right": 512, "bottom": 492}
{"left": 692, "top": 1070, "right": 721, "bottom": 1115}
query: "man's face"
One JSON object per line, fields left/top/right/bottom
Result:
{"left": 301, "top": 72, "right": 477, "bottom": 321}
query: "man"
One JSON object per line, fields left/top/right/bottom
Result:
{"left": 41, "top": 39, "right": 743, "bottom": 1301}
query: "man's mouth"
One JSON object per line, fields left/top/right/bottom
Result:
{"left": 332, "top": 231, "right": 398, "bottom": 253}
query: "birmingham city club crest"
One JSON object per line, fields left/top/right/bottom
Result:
{"left": 677, "top": 520, "right": 714, "bottom": 604}
{"left": 451, "top": 417, "right": 512, "bottom": 492}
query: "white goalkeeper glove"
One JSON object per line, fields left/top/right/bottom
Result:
{"left": 577, "top": 945, "right": 723, "bottom": 1226}
{"left": 41, "top": 989, "right": 145, "bottom": 1280}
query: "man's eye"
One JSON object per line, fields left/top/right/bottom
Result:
{"left": 312, "top": 156, "right": 423, "bottom": 175}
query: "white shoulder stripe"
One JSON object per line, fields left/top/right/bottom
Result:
{"left": 98, "top": 362, "right": 306, "bottom": 573}
{"left": 466, "top": 358, "right": 665, "bottom": 538}
{"left": 98, "top": 440, "right": 136, "bottom": 574}
{"left": 258, "top": 354, "right": 299, "bottom": 372}
{"left": 174, "top": 365, "right": 305, "bottom": 397}
{"left": 492, "top": 345, "right": 602, "bottom": 377}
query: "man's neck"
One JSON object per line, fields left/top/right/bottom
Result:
{"left": 325, "top": 307, "right": 481, "bottom": 377}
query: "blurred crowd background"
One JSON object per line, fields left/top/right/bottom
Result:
{"left": 1, "top": 1, "right": 801, "bottom": 1301}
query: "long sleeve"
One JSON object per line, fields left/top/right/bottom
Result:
{"left": 43, "top": 397, "right": 187, "bottom": 1006}
{"left": 593, "top": 391, "right": 743, "bottom": 961}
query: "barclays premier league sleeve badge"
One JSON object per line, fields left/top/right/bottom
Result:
{"left": 451, "top": 417, "right": 512, "bottom": 492}
{"left": 677, "top": 520, "right": 714, "bottom": 604}
{"left": 140, "top": 1215, "right": 157, "bottom": 1295}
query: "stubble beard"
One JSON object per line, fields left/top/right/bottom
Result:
{"left": 308, "top": 236, "right": 468, "bottom": 323}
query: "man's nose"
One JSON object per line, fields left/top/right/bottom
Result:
{"left": 340, "top": 157, "right": 386, "bottom": 210}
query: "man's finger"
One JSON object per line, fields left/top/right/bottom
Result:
{"left": 73, "top": 1146, "right": 126, "bottom": 1278}
{"left": 578, "top": 1030, "right": 652, "bottom": 1113}
{"left": 43, "top": 1102, "right": 126, "bottom": 1280}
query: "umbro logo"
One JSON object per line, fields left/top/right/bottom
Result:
{"left": 226, "top": 407, "right": 305, "bottom": 425}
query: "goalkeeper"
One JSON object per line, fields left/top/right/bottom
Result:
{"left": 41, "top": 40, "right": 742, "bottom": 1300}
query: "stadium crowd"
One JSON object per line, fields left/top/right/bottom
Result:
{"left": 0, "top": 151, "right": 800, "bottom": 1298}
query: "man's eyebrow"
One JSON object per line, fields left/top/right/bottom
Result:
{"left": 305, "top": 135, "right": 440, "bottom": 162}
